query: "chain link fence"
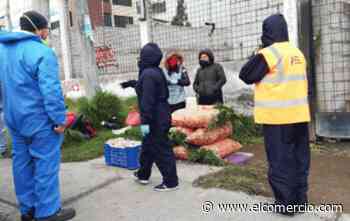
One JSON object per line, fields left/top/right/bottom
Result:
{"left": 48, "top": 0, "right": 350, "bottom": 136}
{"left": 312, "top": 0, "right": 350, "bottom": 138}
{"left": 147, "top": 0, "right": 283, "bottom": 113}
{"left": 312, "top": 0, "right": 350, "bottom": 113}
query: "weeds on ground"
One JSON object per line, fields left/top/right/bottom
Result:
{"left": 193, "top": 165, "right": 268, "bottom": 195}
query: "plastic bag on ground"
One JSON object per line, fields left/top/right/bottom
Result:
{"left": 172, "top": 106, "right": 219, "bottom": 129}
{"left": 186, "top": 124, "right": 233, "bottom": 146}
{"left": 201, "top": 139, "right": 242, "bottom": 159}
{"left": 173, "top": 146, "right": 189, "bottom": 160}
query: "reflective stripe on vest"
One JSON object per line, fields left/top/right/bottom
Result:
{"left": 261, "top": 46, "right": 307, "bottom": 84}
{"left": 257, "top": 45, "right": 308, "bottom": 108}
{"left": 255, "top": 97, "right": 308, "bottom": 108}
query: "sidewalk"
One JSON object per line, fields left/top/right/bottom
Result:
{"left": 0, "top": 158, "right": 346, "bottom": 221}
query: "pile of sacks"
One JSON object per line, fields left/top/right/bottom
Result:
{"left": 171, "top": 106, "right": 242, "bottom": 160}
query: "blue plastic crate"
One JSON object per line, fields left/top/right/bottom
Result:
{"left": 104, "top": 144, "right": 141, "bottom": 170}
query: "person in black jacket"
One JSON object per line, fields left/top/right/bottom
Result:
{"left": 193, "top": 49, "right": 227, "bottom": 105}
{"left": 134, "top": 43, "right": 179, "bottom": 192}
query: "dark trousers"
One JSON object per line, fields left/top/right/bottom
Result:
{"left": 137, "top": 130, "right": 178, "bottom": 187}
{"left": 197, "top": 91, "right": 224, "bottom": 105}
{"left": 263, "top": 123, "right": 310, "bottom": 206}
{"left": 170, "top": 102, "right": 186, "bottom": 113}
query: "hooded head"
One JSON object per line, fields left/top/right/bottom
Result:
{"left": 20, "top": 11, "right": 49, "bottom": 40}
{"left": 198, "top": 49, "right": 214, "bottom": 68}
{"left": 139, "top": 43, "right": 163, "bottom": 71}
{"left": 164, "top": 50, "right": 184, "bottom": 71}
{"left": 261, "top": 14, "right": 289, "bottom": 48}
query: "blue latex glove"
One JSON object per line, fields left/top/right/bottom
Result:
{"left": 140, "top": 124, "right": 150, "bottom": 137}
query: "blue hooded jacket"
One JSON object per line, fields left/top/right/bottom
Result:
{"left": 136, "top": 43, "right": 171, "bottom": 133}
{"left": 0, "top": 31, "right": 66, "bottom": 136}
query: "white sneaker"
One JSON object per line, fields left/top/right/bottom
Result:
{"left": 133, "top": 172, "right": 149, "bottom": 185}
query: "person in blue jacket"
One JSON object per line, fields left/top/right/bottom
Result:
{"left": 133, "top": 43, "right": 179, "bottom": 191}
{"left": 0, "top": 11, "right": 75, "bottom": 221}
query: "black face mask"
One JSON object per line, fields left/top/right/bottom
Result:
{"left": 199, "top": 60, "right": 210, "bottom": 67}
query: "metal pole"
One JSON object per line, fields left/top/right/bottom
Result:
{"left": 283, "top": 0, "right": 299, "bottom": 47}
{"left": 307, "top": 0, "right": 317, "bottom": 141}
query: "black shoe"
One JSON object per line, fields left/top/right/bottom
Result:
{"left": 21, "top": 209, "right": 35, "bottom": 221}
{"left": 133, "top": 172, "right": 149, "bottom": 185}
{"left": 272, "top": 202, "right": 295, "bottom": 217}
{"left": 154, "top": 183, "right": 179, "bottom": 192}
{"left": 36, "top": 208, "right": 76, "bottom": 221}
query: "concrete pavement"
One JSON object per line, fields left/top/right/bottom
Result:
{"left": 0, "top": 158, "right": 347, "bottom": 221}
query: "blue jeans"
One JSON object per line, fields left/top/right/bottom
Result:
{"left": 0, "top": 111, "right": 6, "bottom": 153}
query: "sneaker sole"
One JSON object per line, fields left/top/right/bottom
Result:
{"left": 154, "top": 186, "right": 179, "bottom": 192}
{"left": 135, "top": 180, "right": 150, "bottom": 185}
{"left": 60, "top": 212, "right": 76, "bottom": 221}
{"left": 132, "top": 174, "right": 150, "bottom": 185}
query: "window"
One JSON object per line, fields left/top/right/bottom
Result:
{"left": 113, "top": 0, "right": 132, "bottom": 7}
{"left": 69, "top": 11, "right": 73, "bottom": 26}
{"left": 104, "top": 13, "right": 112, "bottom": 26}
{"left": 114, "top": 15, "right": 133, "bottom": 28}
{"left": 103, "top": 0, "right": 110, "bottom": 3}
{"left": 50, "top": 21, "right": 60, "bottom": 30}
{"left": 152, "top": 1, "right": 166, "bottom": 14}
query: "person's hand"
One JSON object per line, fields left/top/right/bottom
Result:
{"left": 54, "top": 125, "right": 66, "bottom": 134}
{"left": 121, "top": 80, "right": 137, "bottom": 89}
{"left": 140, "top": 124, "right": 150, "bottom": 137}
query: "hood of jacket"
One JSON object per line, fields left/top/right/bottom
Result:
{"left": 139, "top": 43, "right": 163, "bottom": 72}
{"left": 164, "top": 50, "right": 184, "bottom": 70}
{"left": 198, "top": 49, "right": 215, "bottom": 65}
{"left": 261, "top": 14, "right": 289, "bottom": 48}
{"left": 0, "top": 31, "right": 42, "bottom": 44}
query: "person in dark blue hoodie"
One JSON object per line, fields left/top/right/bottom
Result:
{"left": 0, "top": 11, "right": 75, "bottom": 221}
{"left": 239, "top": 14, "right": 310, "bottom": 216}
{"left": 134, "top": 43, "right": 179, "bottom": 192}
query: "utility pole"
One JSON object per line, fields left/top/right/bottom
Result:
{"left": 5, "top": 0, "right": 13, "bottom": 31}
{"left": 31, "top": 0, "right": 50, "bottom": 20}
{"left": 74, "top": 0, "right": 100, "bottom": 98}
{"left": 59, "top": 0, "right": 73, "bottom": 80}
{"left": 139, "top": 0, "right": 152, "bottom": 46}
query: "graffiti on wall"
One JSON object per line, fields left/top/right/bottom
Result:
{"left": 95, "top": 45, "right": 118, "bottom": 69}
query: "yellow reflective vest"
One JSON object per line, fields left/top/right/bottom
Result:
{"left": 254, "top": 42, "right": 311, "bottom": 125}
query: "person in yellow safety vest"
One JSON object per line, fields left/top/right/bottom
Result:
{"left": 239, "top": 14, "right": 311, "bottom": 216}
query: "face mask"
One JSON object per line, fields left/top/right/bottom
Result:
{"left": 167, "top": 56, "right": 178, "bottom": 71}
{"left": 199, "top": 60, "right": 210, "bottom": 67}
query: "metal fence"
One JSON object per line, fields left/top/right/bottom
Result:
{"left": 312, "top": 0, "right": 350, "bottom": 138}
{"left": 14, "top": 0, "right": 350, "bottom": 137}
{"left": 312, "top": 0, "right": 350, "bottom": 113}
{"left": 149, "top": 0, "right": 283, "bottom": 66}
